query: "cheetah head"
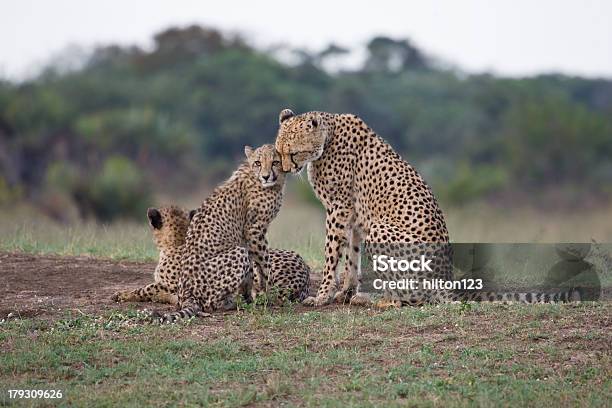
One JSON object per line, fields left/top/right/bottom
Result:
{"left": 244, "top": 144, "right": 285, "bottom": 188}
{"left": 275, "top": 109, "right": 328, "bottom": 173}
{"left": 147, "top": 206, "right": 195, "bottom": 250}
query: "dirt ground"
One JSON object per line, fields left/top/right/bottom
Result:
{"left": 0, "top": 251, "right": 327, "bottom": 320}
{"left": 1, "top": 251, "right": 608, "bottom": 320}
{"left": 0, "top": 252, "right": 164, "bottom": 319}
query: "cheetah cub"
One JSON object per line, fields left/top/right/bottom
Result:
{"left": 162, "top": 144, "right": 309, "bottom": 322}
{"left": 111, "top": 204, "right": 310, "bottom": 307}
{"left": 111, "top": 206, "right": 192, "bottom": 305}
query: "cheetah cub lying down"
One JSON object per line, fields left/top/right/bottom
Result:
{"left": 111, "top": 204, "right": 310, "bottom": 306}
{"left": 155, "top": 144, "right": 310, "bottom": 322}
{"left": 111, "top": 206, "right": 192, "bottom": 305}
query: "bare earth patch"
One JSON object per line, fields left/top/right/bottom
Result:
{"left": 1, "top": 251, "right": 165, "bottom": 318}
{"left": 0, "top": 251, "right": 325, "bottom": 319}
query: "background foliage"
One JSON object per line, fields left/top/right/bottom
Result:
{"left": 1, "top": 25, "right": 611, "bottom": 220}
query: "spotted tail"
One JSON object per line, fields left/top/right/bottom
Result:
{"left": 160, "top": 297, "right": 203, "bottom": 323}
{"left": 443, "top": 287, "right": 581, "bottom": 303}
{"left": 296, "top": 273, "right": 311, "bottom": 302}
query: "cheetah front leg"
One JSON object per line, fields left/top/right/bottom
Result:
{"left": 112, "top": 282, "right": 177, "bottom": 305}
{"left": 333, "top": 226, "right": 370, "bottom": 305}
{"left": 304, "top": 207, "right": 349, "bottom": 307}
{"left": 245, "top": 223, "right": 269, "bottom": 298}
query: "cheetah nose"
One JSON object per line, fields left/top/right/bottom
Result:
{"left": 262, "top": 174, "right": 270, "bottom": 181}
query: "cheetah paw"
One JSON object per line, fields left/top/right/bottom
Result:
{"left": 333, "top": 289, "right": 354, "bottom": 304}
{"left": 349, "top": 292, "right": 372, "bottom": 307}
{"left": 111, "top": 291, "right": 130, "bottom": 302}
{"left": 302, "top": 295, "right": 332, "bottom": 307}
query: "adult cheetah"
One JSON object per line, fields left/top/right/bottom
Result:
{"left": 162, "top": 144, "right": 310, "bottom": 322}
{"left": 275, "top": 109, "right": 580, "bottom": 307}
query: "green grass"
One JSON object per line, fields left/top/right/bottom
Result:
{"left": 3, "top": 199, "right": 612, "bottom": 264}
{"left": 444, "top": 202, "right": 612, "bottom": 243}
{"left": 1, "top": 217, "right": 157, "bottom": 261}
{"left": 1, "top": 303, "right": 610, "bottom": 407}
{"left": 0, "top": 200, "right": 327, "bottom": 266}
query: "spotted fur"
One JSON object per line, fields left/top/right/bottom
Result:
{"left": 162, "top": 144, "right": 310, "bottom": 322}
{"left": 112, "top": 205, "right": 309, "bottom": 308}
{"left": 275, "top": 110, "right": 580, "bottom": 307}
{"left": 111, "top": 206, "right": 191, "bottom": 305}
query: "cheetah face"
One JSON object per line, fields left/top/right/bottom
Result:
{"left": 244, "top": 144, "right": 285, "bottom": 188}
{"left": 147, "top": 206, "right": 191, "bottom": 250}
{"left": 275, "top": 109, "right": 327, "bottom": 173}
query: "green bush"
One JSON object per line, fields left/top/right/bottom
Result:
{"left": 0, "top": 176, "right": 22, "bottom": 205}
{"left": 2, "top": 26, "right": 611, "bottom": 212}
{"left": 45, "top": 161, "right": 80, "bottom": 193}
{"left": 440, "top": 163, "right": 508, "bottom": 205}
{"left": 87, "top": 156, "right": 152, "bottom": 221}
{"left": 42, "top": 157, "right": 151, "bottom": 221}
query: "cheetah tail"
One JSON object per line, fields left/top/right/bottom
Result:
{"left": 445, "top": 287, "right": 581, "bottom": 304}
{"left": 298, "top": 275, "right": 311, "bottom": 302}
{"left": 160, "top": 299, "right": 203, "bottom": 324}
{"left": 297, "top": 286, "right": 310, "bottom": 303}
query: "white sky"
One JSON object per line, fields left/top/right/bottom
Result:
{"left": 1, "top": 0, "right": 611, "bottom": 80}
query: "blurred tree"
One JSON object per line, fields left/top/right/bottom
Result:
{"left": 318, "top": 44, "right": 350, "bottom": 61}
{"left": 364, "top": 36, "right": 430, "bottom": 73}
{"left": 77, "top": 156, "right": 151, "bottom": 221}
{"left": 501, "top": 94, "right": 612, "bottom": 187}
{"left": 0, "top": 25, "right": 610, "bottom": 217}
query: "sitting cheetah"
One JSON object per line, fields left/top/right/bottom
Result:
{"left": 275, "top": 109, "right": 580, "bottom": 307}
{"left": 162, "top": 144, "right": 309, "bottom": 322}
{"left": 112, "top": 205, "right": 310, "bottom": 307}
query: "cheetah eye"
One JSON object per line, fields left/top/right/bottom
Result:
{"left": 272, "top": 160, "right": 280, "bottom": 166}
{"left": 254, "top": 161, "right": 261, "bottom": 167}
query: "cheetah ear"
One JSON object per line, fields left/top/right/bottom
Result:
{"left": 147, "top": 208, "right": 163, "bottom": 229}
{"left": 311, "top": 113, "right": 321, "bottom": 128}
{"left": 279, "top": 108, "right": 295, "bottom": 124}
{"left": 244, "top": 145, "right": 254, "bottom": 159}
{"left": 188, "top": 209, "right": 197, "bottom": 221}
